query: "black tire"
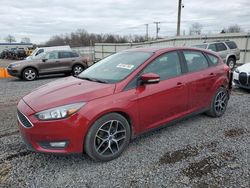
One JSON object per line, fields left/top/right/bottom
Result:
{"left": 22, "top": 68, "right": 37, "bottom": 81}
{"left": 227, "top": 57, "right": 236, "bottom": 69}
{"left": 206, "top": 87, "right": 229, "bottom": 117}
{"left": 84, "top": 113, "right": 131, "bottom": 161}
{"left": 72, "top": 65, "right": 85, "bottom": 76}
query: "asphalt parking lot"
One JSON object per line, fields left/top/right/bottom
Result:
{"left": 0, "top": 60, "right": 249, "bottom": 187}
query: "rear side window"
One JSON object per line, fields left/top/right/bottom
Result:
{"left": 183, "top": 51, "right": 209, "bottom": 72}
{"left": 207, "top": 54, "right": 219, "bottom": 65}
{"left": 143, "top": 51, "right": 181, "bottom": 80}
{"left": 71, "top": 52, "right": 79, "bottom": 57}
{"left": 225, "top": 41, "right": 237, "bottom": 49}
{"left": 208, "top": 44, "right": 217, "bottom": 51}
{"left": 59, "top": 52, "right": 72, "bottom": 58}
{"left": 216, "top": 43, "right": 227, "bottom": 51}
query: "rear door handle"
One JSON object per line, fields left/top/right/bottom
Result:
{"left": 55, "top": 61, "right": 60, "bottom": 63}
{"left": 209, "top": 73, "right": 215, "bottom": 76}
{"left": 177, "top": 82, "right": 184, "bottom": 87}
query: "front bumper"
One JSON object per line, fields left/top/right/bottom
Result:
{"left": 7, "top": 68, "right": 21, "bottom": 77}
{"left": 17, "top": 99, "right": 90, "bottom": 154}
{"left": 233, "top": 71, "right": 250, "bottom": 89}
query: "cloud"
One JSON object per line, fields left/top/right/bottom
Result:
{"left": 0, "top": 0, "right": 249, "bottom": 43}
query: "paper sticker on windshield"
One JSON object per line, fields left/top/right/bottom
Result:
{"left": 117, "top": 64, "right": 134, "bottom": 70}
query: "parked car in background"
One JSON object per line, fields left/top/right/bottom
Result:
{"left": 7, "top": 50, "right": 88, "bottom": 81}
{"left": 192, "top": 40, "right": 240, "bottom": 69}
{"left": 13, "top": 48, "right": 27, "bottom": 59}
{"left": 233, "top": 62, "right": 250, "bottom": 90}
{"left": 26, "top": 45, "right": 71, "bottom": 60}
{"left": 17, "top": 47, "right": 231, "bottom": 161}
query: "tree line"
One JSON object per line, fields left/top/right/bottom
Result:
{"left": 44, "top": 29, "right": 149, "bottom": 47}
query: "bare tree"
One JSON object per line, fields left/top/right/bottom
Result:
{"left": 5, "top": 35, "right": 16, "bottom": 43}
{"left": 227, "top": 24, "right": 242, "bottom": 33}
{"left": 189, "top": 23, "right": 203, "bottom": 35}
{"left": 21, "top": 37, "right": 31, "bottom": 43}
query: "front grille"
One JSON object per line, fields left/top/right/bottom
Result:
{"left": 17, "top": 110, "right": 33, "bottom": 128}
{"left": 239, "top": 72, "right": 248, "bottom": 86}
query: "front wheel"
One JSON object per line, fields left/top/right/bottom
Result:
{"left": 22, "top": 68, "right": 37, "bottom": 81}
{"left": 206, "top": 87, "right": 229, "bottom": 117}
{"left": 84, "top": 113, "right": 131, "bottom": 161}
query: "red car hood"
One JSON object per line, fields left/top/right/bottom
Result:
{"left": 22, "top": 76, "right": 115, "bottom": 112}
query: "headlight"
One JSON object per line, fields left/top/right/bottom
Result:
{"left": 35, "top": 102, "right": 85, "bottom": 120}
{"left": 11, "top": 64, "right": 21, "bottom": 68}
{"left": 234, "top": 68, "right": 240, "bottom": 73}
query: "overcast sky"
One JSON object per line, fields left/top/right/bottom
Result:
{"left": 0, "top": 0, "right": 250, "bottom": 44}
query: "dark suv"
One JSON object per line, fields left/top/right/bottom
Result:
{"left": 7, "top": 50, "right": 88, "bottom": 81}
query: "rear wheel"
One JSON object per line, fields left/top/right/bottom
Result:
{"left": 227, "top": 57, "right": 236, "bottom": 69}
{"left": 22, "top": 68, "right": 37, "bottom": 81}
{"left": 206, "top": 87, "right": 229, "bottom": 117}
{"left": 72, "top": 65, "right": 84, "bottom": 76}
{"left": 84, "top": 113, "right": 131, "bottom": 161}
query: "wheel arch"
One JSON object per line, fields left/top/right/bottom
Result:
{"left": 226, "top": 54, "right": 236, "bottom": 62}
{"left": 21, "top": 66, "right": 39, "bottom": 75}
{"left": 72, "top": 63, "right": 88, "bottom": 70}
{"left": 82, "top": 109, "right": 135, "bottom": 153}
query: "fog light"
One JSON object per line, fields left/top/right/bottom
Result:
{"left": 49, "top": 141, "right": 67, "bottom": 148}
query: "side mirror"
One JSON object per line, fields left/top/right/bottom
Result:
{"left": 140, "top": 73, "right": 160, "bottom": 84}
{"left": 42, "top": 58, "right": 48, "bottom": 62}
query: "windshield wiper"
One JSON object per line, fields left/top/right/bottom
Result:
{"left": 78, "top": 77, "right": 108, "bottom": 83}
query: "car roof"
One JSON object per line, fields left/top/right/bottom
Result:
{"left": 123, "top": 46, "right": 213, "bottom": 54}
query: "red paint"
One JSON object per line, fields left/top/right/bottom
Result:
{"left": 17, "top": 47, "right": 231, "bottom": 154}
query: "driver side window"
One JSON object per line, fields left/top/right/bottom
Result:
{"left": 45, "top": 52, "right": 58, "bottom": 60}
{"left": 143, "top": 51, "right": 181, "bottom": 81}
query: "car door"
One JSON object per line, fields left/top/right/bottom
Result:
{"left": 136, "top": 51, "right": 188, "bottom": 131}
{"left": 38, "top": 51, "right": 59, "bottom": 73}
{"left": 182, "top": 50, "right": 214, "bottom": 111}
{"left": 58, "top": 51, "right": 75, "bottom": 72}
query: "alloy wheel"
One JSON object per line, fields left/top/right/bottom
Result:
{"left": 73, "top": 66, "right": 83, "bottom": 76}
{"left": 24, "top": 69, "right": 36, "bottom": 81}
{"left": 214, "top": 90, "right": 228, "bottom": 115}
{"left": 94, "top": 120, "right": 126, "bottom": 156}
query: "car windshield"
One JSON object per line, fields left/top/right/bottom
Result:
{"left": 78, "top": 51, "right": 153, "bottom": 83}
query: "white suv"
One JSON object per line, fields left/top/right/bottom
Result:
{"left": 193, "top": 41, "right": 240, "bottom": 69}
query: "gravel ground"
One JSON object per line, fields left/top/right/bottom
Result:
{"left": 0, "top": 66, "right": 249, "bottom": 187}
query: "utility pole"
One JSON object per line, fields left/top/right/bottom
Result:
{"left": 145, "top": 24, "right": 149, "bottom": 41}
{"left": 154, "top": 22, "right": 160, "bottom": 39}
{"left": 177, "top": 0, "right": 182, "bottom": 36}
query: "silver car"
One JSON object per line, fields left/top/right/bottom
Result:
{"left": 193, "top": 41, "right": 240, "bottom": 69}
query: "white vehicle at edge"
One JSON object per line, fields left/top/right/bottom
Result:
{"left": 233, "top": 62, "right": 250, "bottom": 89}
{"left": 26, "top": 45, "right": 71, "bottom": 60}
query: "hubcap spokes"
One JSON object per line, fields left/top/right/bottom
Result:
{"left": 229, "top": 61, "right": 234, "bottom": 69}
{"left": 74, "top": 66, "right": 83, "bottom": 75}
{"left": 95, "top": 120, "right": 126, "bottom": 156}
{"left": 25, "top": 70, "right": 35, "bottom": 80}
{"left": 215, "top": 91, "right": 227, "bottom": 114}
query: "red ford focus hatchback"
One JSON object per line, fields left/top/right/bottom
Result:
{"left": 17, "top": 47, "right": 231, "bottom": 161}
